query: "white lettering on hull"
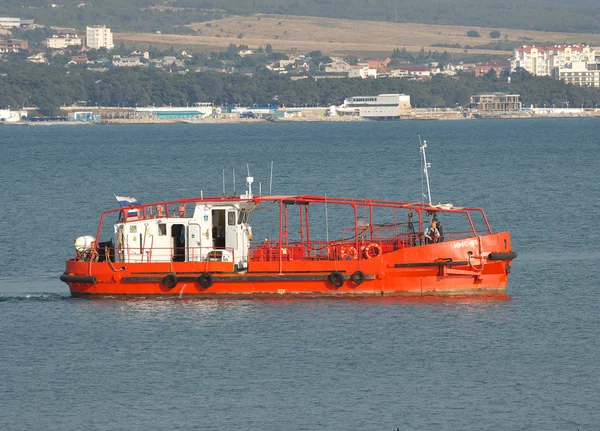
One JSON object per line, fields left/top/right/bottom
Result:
{"left": 453, "top": 239, "right": 479, "bottom": 249}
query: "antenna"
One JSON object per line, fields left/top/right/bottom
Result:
{"left": 269, "top": 161, "right": 274, "bottom": 195}
{"left": 222, "top": 169, "right": 225, "bottom": 196}
{"left": 259, "top": 182, "right": 262, "bottom": 196}
{"left": 233, "top": 168, "right": 236, "bottom": 196}
{"left": 419, "top": 136, "right": 432, "bottom": 206}
{"left": 325, "top": 191, "right": 329, "bottom": 244}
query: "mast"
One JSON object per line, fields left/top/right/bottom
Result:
{"left": 419, "top": 136, "right": 432, "bottom": 206}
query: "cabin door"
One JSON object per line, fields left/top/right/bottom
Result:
{"left": 171, "top": 224, "right": 185, "bottom": 262}
{"left": 187, "top": 223, "right": 201, "bottom": 262}
{"left": 226, "top": 210, "right": 238, "bottom": 252}
{"left": 211, "top": 210, "right": 226, "bottom": 249}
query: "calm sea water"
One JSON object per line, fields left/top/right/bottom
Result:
{"left": 1, "top": 119, "right": 599, "bottom": 430}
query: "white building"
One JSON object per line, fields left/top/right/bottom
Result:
{"left": 348, "top": 65, "right": 377, "bottom": 79}
{"left": 0, "top": 17, "right": 21, "bottom": 28}
{"left": 46, "top": 34, "right": 82, "bottom": 49}
{"left": 0, "top": 17, "right": 33, "bottom": 28}
{"left": 512, "top": 45, "right": 597, "bottom": 81}
{"left": 557, "top": 62, "right": 600, "bottom": 87}
{"left": 27, "top": 52, "right": 47, "bottom": 63}
{"left": 113, "top": 56, "right": 143, "bottom": 67}
{"left": 336, "top": 94, "right": 411, "bottom": 119}
{"left": 324, "top": 58, "right": 351, "bottom": 73}
{"left": 86, "top": 25, "right": 114, "bottom": 50}
{"left": 0, "top": 109, "right": 27, "bottom": 122}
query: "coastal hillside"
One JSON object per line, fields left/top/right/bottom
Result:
{"left": 2, "top": 0, "right": 600, "bottom": 34}
{"left": 118, "top": 14, "right": 600, "bottom": 57}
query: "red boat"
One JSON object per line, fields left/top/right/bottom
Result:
{"left": 61, "top": 144, "right": 517, "bottom": 298}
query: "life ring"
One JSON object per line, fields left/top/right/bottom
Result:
{"left": 340, "top": 246, "right": 358, "bottom": 260}
{"left": 198, "top": 273, "right": 213, "bottom": 289}
{"left": 350, "top": 270, "right": 365, "bottom": 286}
{"left": 327, "top": 271, "right": 345, "bottom": 288}
{"left": 362, "top": 243, "right": 382, "bottom": 259}
{"left": 163, "top": 273, "right": 178, "bottom": 289}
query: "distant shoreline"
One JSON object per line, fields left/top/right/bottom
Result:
{"left": 3, "top": 110, "right": 600, "bottom": 126}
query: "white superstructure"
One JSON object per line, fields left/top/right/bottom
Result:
{"left": 114, "top": 200, "right": 254, "bottom": 270}
{"left": 86, "top": 25, "right": 114, "bottom": 50}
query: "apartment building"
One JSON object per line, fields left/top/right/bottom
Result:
{"left": 86, "top": 25, "right": 114, "bottom": 50}
{"left": 511, "top": 45, "right": 598, "bottom": 86}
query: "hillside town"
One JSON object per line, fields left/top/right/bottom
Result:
{"left": 2, "top": 16, "right": 600, "bottom": 123}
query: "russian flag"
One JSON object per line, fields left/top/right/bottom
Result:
{"left": 115, "top": 195, "right": 141, "bottom": 217}
{"left": 115, "top": 195, "right": 138, "bottom": 207}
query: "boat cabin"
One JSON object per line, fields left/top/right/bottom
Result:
{"left": 113, "top": 200, "right": 253, "bottom": 269}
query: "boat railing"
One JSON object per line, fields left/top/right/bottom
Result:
{"left": 122, "top": 202, "right": 189, "bottom": 222}
{"left": 248, "top": 229, "right": 489, "bottom": 263}
{"left": 87, "top": 245, "right": 235, "bottom": 264}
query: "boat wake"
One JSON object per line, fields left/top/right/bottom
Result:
{"left": 0, "top": 292, "right": 72, "bottom": 302}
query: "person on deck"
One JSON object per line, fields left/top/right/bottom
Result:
{"left": 424, "top": 220, "right": 441, "bottom": 244}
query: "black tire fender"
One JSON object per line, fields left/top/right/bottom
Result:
{"left": 327, "top": 271, "right": 345, "bottom": 288}
{"left": 198, "top": 273, "right": 214, "bottom": 289}
{"left": 163, "top": 273, "right": 178, "bottom": 289}
{"left": 488, "top": 251, "right": 518, "bottom": 261}
{"left": 350, "top": 270, "right": 365, "bottom": 286}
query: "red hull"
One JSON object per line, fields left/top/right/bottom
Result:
{"left": 63, "top": 232, "right": 515, "bottom": 298}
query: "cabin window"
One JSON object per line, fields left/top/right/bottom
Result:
{"left": 238, "top": 209, "right": 248, "bottom": 224}
{"left": 158, "top": 224, "right": 167, "bottom": 236}
{"left": 228, "top": 211, "right": 236, "bottom": 226}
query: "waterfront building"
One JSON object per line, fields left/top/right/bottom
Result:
{"left": 470, "top": 93, "right": 522, "bottom": 112}
{"left": 336, "top": 94, "right": 411, "bottom": 119}
{"left": 68, "top": 112, "right": 101, "bottom": 122}
{"left": 0, "top": 109, "right": 27, "bottom": 122}
{"left": 135, "top": 105, "right": 213, "bottom": 119}
{"left": 86, "top": 25, "right": 114, "bottom": 50}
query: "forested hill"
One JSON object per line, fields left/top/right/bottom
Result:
{"left": 2, "top": 60, "right": 600, "bottom": 115}
{"left": 2, "top": 0, "right": 600, "bottom": 34}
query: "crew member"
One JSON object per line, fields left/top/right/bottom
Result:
{"left": 424, "top": 220, "right": 440, "bottom": 244}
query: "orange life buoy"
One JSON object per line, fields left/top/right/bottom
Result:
{"left": 340, "top": 246, "right": 358, "bottom": 260}
{"left": 362, "top": 243, "right": 382, "bottom": 259}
